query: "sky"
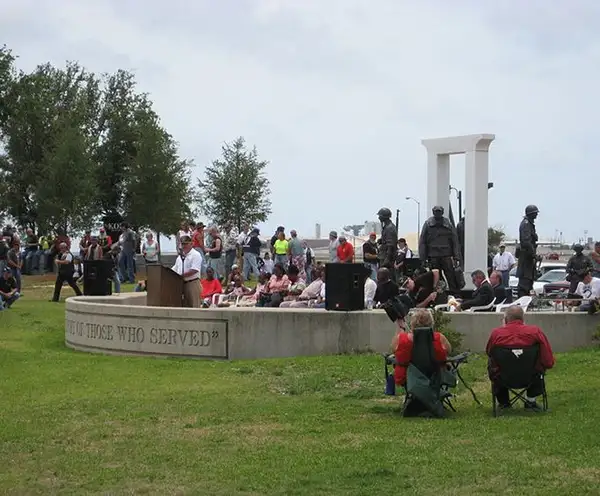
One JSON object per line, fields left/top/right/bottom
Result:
{"left": 2, "top": 0, "right": 600, "bottom": 246}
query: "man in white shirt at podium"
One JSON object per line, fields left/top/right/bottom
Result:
{"left": 172, "top": 235, "right": 203, "bottom": 307}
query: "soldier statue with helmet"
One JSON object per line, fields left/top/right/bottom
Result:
{"left": 566, "top": 243, "right": 593, "bottom": 294}
{"left": 376, "top": 207, "right": 398, "bottom": 278}
{"left": 516, "top": 204, "right": 540, "bottom": 297}
{"left": 418, "top": 205, "right": 463, "bottom": 294}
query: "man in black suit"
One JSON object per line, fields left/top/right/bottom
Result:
{"left": 490, "top": 270, "right": 512, "bottom": 304}
{"left": 459, "top": 269, "right": 495, "bottom": 311}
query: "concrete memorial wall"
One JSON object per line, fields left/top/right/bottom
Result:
{"left": 65, "top": 294, "right": 599, "bottom": 360}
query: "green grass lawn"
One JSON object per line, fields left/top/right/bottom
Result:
{"left": 1, "top": 276, "right": 600, "bottom": 494}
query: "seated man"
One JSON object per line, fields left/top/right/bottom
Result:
{"left": 0, "top": 267, "right": 20, "bottom": 310}
{"left": 486, "top": 306, "right": 554, "bottom": 409}
{"left": 364, "top": 274, "right": 377, "bottom": 308}
{"left": 574, "top": 271, "right": 600, "bottom": 313}
{"left": 374, "top": 268, "right": 400, "bottom": 307}
{"left": 201, "top": 267, "right": 223, "bottom": 307}
{"left": 403, "top": 268, "right": 443, "bottom": 308}
{"left": 489, "top": 270, "right": 512, "bottom": 304}
{"left": 457, "top": 269, "right": 494, "bottom": 311}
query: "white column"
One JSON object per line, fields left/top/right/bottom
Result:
{"left": 464, "top": 148, "right": 489, "bottom": 282}
{"left": 426, "top": 152, "right": 450, "bottom": 214}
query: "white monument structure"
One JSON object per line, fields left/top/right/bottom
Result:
{"left": 421, "top": 134, "right": 495, "bottom": 285}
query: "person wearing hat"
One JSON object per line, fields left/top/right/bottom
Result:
{"left": 0, "top": 267, "right": 20, "bottom": 310}
{"left": 270, "top": 226, "right": 285, "bottom": 255}
{"left": 328, "top": 231, "right": 339, "bottom": 263}
{"left": 192, "top": 222, "right": 205, "bottom": 253}
{"left": 98, "top": 227, "right": 113, "bottom": 255}
{"left": 566, "top": 243, "right": 593, "bottom": 294}
{"left": 516, "top": 205, "right": 540, "bottom": 298}
{"left": 419, "top": 206, "right": 462, "bottom": 294}
{"left": 492, "top": 244, "right": 516, "bottom": 288}
{"left": 241, "top": 228, "right": 262, "bottom": 280}
{"left": 171, "top": 235, "right": 203, "bottom": 308}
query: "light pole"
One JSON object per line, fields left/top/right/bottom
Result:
{"left": 395, "top": 209, "right": 400, "bottom": 232}
{"left": 405, "top": 197, "right": 421, "bottom": 241}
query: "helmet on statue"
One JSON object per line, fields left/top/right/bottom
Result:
{"left": 377, "top": 208, "right": 392, "bottom": 220}
{"left": 525, "top": 205, "right": 539, "bottom": 216}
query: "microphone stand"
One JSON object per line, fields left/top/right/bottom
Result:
{"left": 179, "top": 248, "right": 186, "bottom": 304}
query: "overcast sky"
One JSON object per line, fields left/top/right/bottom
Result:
{"left": 3, "top": 0, "right": 599, "bottom": 244}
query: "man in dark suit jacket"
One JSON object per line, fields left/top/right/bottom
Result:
{"left": 459, "top": 269, "right": 495, "bottom": 311}
{"left": 490, "top": 270, "right": 513, "bottom": 304}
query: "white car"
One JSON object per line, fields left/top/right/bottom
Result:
{"left": 532, "top": 269, "right": 568, "bottom": 296}
{"left": 508, "top": 262, "right": 567, "bottom": 296}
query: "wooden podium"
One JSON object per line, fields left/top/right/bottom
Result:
{"left": 146, "top": 264, "right": 184, "bottom": 307}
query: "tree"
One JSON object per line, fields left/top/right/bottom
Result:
{"left": 0, "top": 62, "right": 101, "bottom": 233}
{"left": 198, "top": 137, "right": 271, "bottom": 230}
{"left": 122, "top": 103, "right": 195, "bottom": 235}
{"left": 488, "top": 226, "right": 506, "bottom": 254}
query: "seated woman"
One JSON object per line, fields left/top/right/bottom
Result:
{"left": 201, "top": 267, "right": 223, "bottom": 307}
{"left": 278, "top": 264, "right": 306, "bottom": 305}
{"left": 225, "top": 264, "right": 244, "bottom": 289}
{"left": 237, "top": 272, "right": 269, "bottom": 307}
{"left": 219, "top": 274, "right": 252, "bottom": 306}
{"left": 258, "top": 263, "right": 292, "bottom": 307}
{"left": 391, "top": 308, "right": 452, "bottom": 387}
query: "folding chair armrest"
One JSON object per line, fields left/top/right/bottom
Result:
{"left": 382, "top": 353, "right": 397, "bottom": 365}
{"left": 446, "top": 351, "right": 471, "bottom": 364}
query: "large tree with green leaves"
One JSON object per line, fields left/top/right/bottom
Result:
{"left": 0, "top": 61, "right": 100, "bottom": 232}
{"left": 122, "top": 102, "right": 195, "bottom": 235}
{"left": 198, "top": 137, "right": 271, "bottom": 230}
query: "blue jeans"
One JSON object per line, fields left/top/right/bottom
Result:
{"left": 112, "top": 272, "right": 121, "bottom": 293}
{"left": 11, "top": 268, "right": 21, "bottom": 291}
{"left": 366, "top": 263, "right": 378, "bottom": 281}
{"left": 25, "top": 249, "right": 42, "bottom": 274}
{"left": 119, "top": 251, "right": 135, "bottom": 283}
{"left": 208, "top": 257, "right": 224, "bottom": 280}
{"left": 225, "top": 250, "right": 237, "bottom": 279}
{"left": 0, "top": 291, "right": 20, "bottom": 309}
{"left": 243, "top": 252, "right": 259, "bottom": 280}
{"left": 500, "top": 270, "right": 510, "bottom": 288}
{"left": 274, "top": 254, "right": 288, "bottom": 267}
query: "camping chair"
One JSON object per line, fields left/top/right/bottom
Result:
{"left": 489, "top": 344, "right": 548, "bottom": 416}
{"left": 383, "top": 327, "right": 480, "bottom": 417}
{"left": 465, "top": 297, "right": 496, "bottom": 312}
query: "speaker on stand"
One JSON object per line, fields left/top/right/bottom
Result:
{"left": 325, "top": 263, "right": 368, "bottom": 311}
{"left": 83, "top": 260, "right": 113, "bottom": 296}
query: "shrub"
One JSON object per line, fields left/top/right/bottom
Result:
{"left": 433, "top": 309, "right": 463, "bottom": 351}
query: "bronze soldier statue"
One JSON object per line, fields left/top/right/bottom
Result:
{"left": 418, "top": 206, "right": 462, "bottom": 294}
{"left": 376, "top": 208, "right": 398, "bottom": 278}
{"left": 516, "top": 204, "right": 539, "bottom": 298}
{"left": 566, "top": 244, "right": 593, "bottom": 293}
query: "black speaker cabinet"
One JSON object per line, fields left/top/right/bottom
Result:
{"left": 325, "top": 263, "right": 368, "bottom": 311}
{"left": 83, "top": 260, "right": 113, "bottom": 296}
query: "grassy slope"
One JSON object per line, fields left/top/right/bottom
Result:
{"left": 0, "top": 277, "right": 599, "bottom": 495}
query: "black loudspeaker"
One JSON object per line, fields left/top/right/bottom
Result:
{"left": 83, "top": 260, "right": 113, "bottom": 296}
{"left": 325, "top": 263, "right": 368, "bottom": 311}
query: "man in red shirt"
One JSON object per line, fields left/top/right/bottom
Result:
{"left": 336, "top": 236, "right": 354, "bottom": 263}
{"left": 486, "top": 305, "right": 555, "bottom": 409}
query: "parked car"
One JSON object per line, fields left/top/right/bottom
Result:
{"left": 509, "top": 263, "right": 567, "bottom": 298}
{"left": 533, "top": 269, "right": 568, "bottom": 296}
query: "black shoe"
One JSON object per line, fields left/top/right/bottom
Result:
{"left": 524, "top": 400, "right": 540, "bottom": 411}
{"left": 498, "top": 403, "right": 511, "bottom": 411}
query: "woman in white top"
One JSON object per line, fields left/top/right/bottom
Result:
{"left": 142, "top": 232, "right": 160, "bottom": 263}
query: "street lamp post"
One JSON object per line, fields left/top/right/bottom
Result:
{"left": 405, "top": 197, "right": 421, "bottom": 242}
{"left": 449, "top": 185, "right": 462, "bottom": 218}
{"left": 395, "top": 209, "right": 400, "bottom": 233}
